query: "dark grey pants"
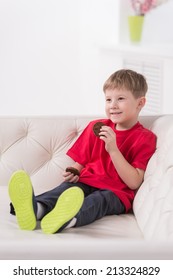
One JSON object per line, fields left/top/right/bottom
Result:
{"left": 36, "top": 182, "right": 125, "bottom": 227}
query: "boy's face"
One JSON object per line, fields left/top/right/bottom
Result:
{"left": 104, "top": 88, "right": 145, "bottom": 130}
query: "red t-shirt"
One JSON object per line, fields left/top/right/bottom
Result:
{"left": 67, "top": 119, "right": 157, "bottom": 212}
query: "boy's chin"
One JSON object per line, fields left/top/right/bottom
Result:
{"left": 109, "top": 114, "right": 123, "bottom": 123}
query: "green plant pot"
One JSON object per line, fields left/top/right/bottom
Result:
{"left": 128, "top": 15, "right": 144, "bottom": 42}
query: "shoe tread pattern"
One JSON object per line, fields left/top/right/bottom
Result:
{"left": 8, "top": 170, "right": 36, "bottom": 230}
{"left": 41, "top": 187, "right": 84, "bottom": 234}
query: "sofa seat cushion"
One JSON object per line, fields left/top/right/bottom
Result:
{"left": 0, "top": 186, "right": 144, "bottom": 259}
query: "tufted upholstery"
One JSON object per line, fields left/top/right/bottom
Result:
{"left": 133, "top": 115, "right": 173, "bottom": 240}
{"left": 0, "top": 115, "right": 173, "bottom": 259}
{"left": 0, "top": 116, "right": 96, "bottom": 194}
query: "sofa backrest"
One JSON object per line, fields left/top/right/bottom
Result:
{"left": 0, "top": 116, "right": 96, "bottom": 194}
{"left": 133, "top": 115, "right": 173, "bottom": 240}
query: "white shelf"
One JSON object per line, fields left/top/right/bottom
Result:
{"left": 100, "top": 43, "right": 173, "bottom": 58}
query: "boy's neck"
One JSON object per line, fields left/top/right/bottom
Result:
{"left": 115, "top": 120, "right": 138, "bottom": 131}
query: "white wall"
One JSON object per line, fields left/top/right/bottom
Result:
{"left": 142, "top": 0, "right": 173, "bottom": 43}
{"left": 78, "top": 0, "right": 119, "bottom": 116}
{"left": 0, "top": 0, "right": 119, "bottom": 116}
{"left": 0, "top": 0, "right": 173, "bottom": 116}
{"left": 0, "top": 0, "right": 80, "bottom": 115}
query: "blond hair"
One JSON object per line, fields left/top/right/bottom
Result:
{"left": 103, "top": 69, "right": 148, "bottom": 98}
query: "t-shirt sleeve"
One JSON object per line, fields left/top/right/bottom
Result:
{"left": 131, "top": 131, "right": 157, "bottom": 171}
{"left": 67, "top": 121, "right": 95, "bottom": 166}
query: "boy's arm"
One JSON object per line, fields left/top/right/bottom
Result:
{"left": 100, "top": 126, "right": 145, "bottom": 190}
{"left": 109, "top": 149, "right": 144, "bottom": 190}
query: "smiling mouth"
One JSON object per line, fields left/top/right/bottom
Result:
{"left": 111, "top": 112, "right": 122, "bottom": 115}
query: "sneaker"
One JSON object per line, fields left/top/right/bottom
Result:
{"left": 8, "top": 170, "right": 37, "bottom": 230}
{"left": 41, "top": 187, "right": 84, "bottom": 234}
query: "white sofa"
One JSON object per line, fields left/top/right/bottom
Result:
{"left": 0, "top": 115, "right": 173, "bottom": 260}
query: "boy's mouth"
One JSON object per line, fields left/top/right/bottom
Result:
{"left": 110, "top": 112, "right": 122, "bottom": 115}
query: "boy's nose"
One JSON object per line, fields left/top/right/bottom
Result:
{"left": 111, "top": 101, "right": 118, "bottom": 108}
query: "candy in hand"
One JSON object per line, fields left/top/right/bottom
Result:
{"left": 93, "top": 122, "right": 104, "bottom": 137}
{"left": 65, "top": 167, "right": 80, "bottom": 176}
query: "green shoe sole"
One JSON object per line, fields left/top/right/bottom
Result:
{"left": 8, "top": 170, "right": 36, "bottom": 230}
{"left": 41, "top": 187, "right": 84, "bottom": 234}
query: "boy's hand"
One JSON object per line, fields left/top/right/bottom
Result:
{"left": 99, "top": 126, "right": 117, "bottom": 154}
{"left": 63, "top": 168, "right": 80, "bottom": 183}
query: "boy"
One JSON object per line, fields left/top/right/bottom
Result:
{"left": 9, "top": 69, "right": 157, "bottom": 234}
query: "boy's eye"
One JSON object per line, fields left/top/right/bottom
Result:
{"left": 118, "top": 97, "right": 125, "bottom": 101}
{"left": 106, "top": 98, "right": 111, "bottom": 102}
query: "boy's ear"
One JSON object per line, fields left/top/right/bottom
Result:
{"left": 138, "top": 97, "right": 146, "bottom": 109}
